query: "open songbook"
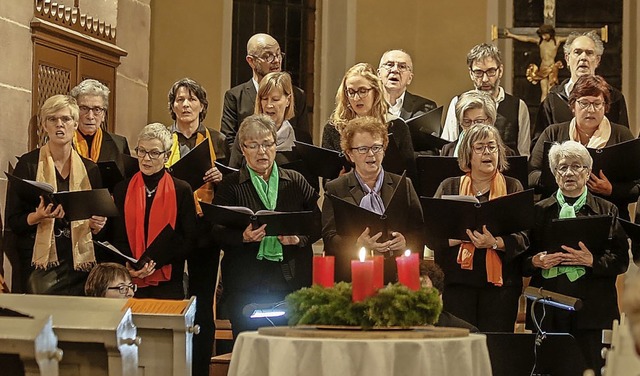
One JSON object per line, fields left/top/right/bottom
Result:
{"left": 5, "top": 172, "right": 119, "bottom": 221}
{"left": 327, "top": 172, "right": 408, "bottom": 242}
{"left": 93, "top": 240, "right": 141, "bottom": 268}
{"left": 405, "top": 106, "right": 447, "bottom": 150}
{"left": 421, "top": 189, "right": 535, "bottom": 240}
{"left": 167, "top": 139, "right": 212, "bottom": 191}
{"left": 93, "top": 224, "right": 175, "bottom": 270}
{"left": 200, "top": 202, "right": 316, "bottom": 236}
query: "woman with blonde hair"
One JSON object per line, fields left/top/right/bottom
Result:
{"left": 322, "top": 63, "right": 416, "bottom": 179}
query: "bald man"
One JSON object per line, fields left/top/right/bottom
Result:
{"left": 377, "top": 49, "right": 436, "bottom": 120}
{"left": 221, "top": 33, "right": 311, "bottom": 147}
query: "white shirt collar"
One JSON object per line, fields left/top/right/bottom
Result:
{"left": 495, "top": 87, "right": 505, "bottom": 104}
{"left": 565, "top": 79, "right": 575, "bottom": 97}
{"left": 387, "top": 91, "right": 406, "bottom": 117}
{"left": 252, "top": 77, "right": 260, "bottom": 92}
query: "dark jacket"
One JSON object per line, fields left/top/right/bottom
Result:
{"left": 6, "top": 148, "right": 102, "bottom": 292}
{"left": 398, "top": 91, "right": 437, "bottom": 121}
{"left": 220, "top": 80, "right": 311, "bottom": 147}
{"left": 322, "top": 170, "right": 424, "bottom": 283}
{"left": 108, "top": 172, "right": 197, "bottom": 299}
{"left": 428, "top": 176, "right": 529, "bottom": 288}
{"left": 532, "top": 79, "right": 629, "bottom": 147}
{"left": 524, "top": 192, "right": 628, "bottom": 330}
{"left": 528, "top": 120, "right": 637, "bottom": 219}
{"left": 212, "top": 166, "right": 321, "bottom": 293}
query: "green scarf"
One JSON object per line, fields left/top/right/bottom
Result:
{"left": 542, "top": 188, "right": 588, "bottom": 282}
{"left": 247, "top": 162, "right": 282, "bottom": 261}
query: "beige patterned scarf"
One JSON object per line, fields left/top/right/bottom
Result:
{"left": 33, "top": 143, "right": 95, "bottom": 270}
{"left": 569, "top": 116, "right": 611, "bottom": 148}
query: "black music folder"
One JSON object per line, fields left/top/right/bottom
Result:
{"left": 167, "top": 139, "right": 212, "bottom": 191}
{"left": 421, "top": 189, "right": 535, "bottom": 240}
{"left": 619, "top": 218, "right": 640, "bottom": 243}
{"left": 381, "top": 133, "right": 406, "bottom": 175}
{"left": 201, "top": 202, "right": 315, "bottom": 236}
{"left": 214, "top": 161, "right": 238, "bottom": 175}
{"left": 406, "top": 106, "right": 448, "bottom": 150}
{"left": 589, "top": 138, "right": 640, "bottom": 181}
{"left": 415, "top": 155, "right": 528, "bottom": 197}
{"left": 293, "top": 141, "right": 349, "bottom": 179}
{"left": 98, "top": 160, "right": 124, "bottom": 192}
{"left": 93, "top": 224, "right": 174, "bottom": 269}
{"left": 5, "top": 172, "right": 118, "bottom": 221}
{"left": 327, "top": 173, "right": 408, "bottom": 241}
{"left": 541, "top": 215, "right": 612, "bottom": 254}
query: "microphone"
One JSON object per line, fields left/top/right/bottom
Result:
{"left": 241, "top": 301, "right": 288, "bottom": 319}
{"left": 524, "top": 286, "right": 583, "bottom": 311}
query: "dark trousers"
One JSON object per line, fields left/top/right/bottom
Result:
{"left": 443, "top": 283, "right": 521, "bottom": 332}
{"left": 187, "top": 245, "right": 220, "bottom": 376}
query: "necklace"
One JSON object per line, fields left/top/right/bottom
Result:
{"left": 472, "top": 183, "right": 489, "bottom": 196}
{"left": 145, "top": 185, "right": 157, "bottom": 198}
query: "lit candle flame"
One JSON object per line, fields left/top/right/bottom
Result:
{"left": 359, "top": 247, "right": 366, "bottom": 262}
{"left": 404, "top": 249, "right": 411, "bottom": 257}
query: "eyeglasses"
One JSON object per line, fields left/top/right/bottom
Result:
{"left": 79, "top": 105, "right": 105, "bottom": 115}
{"left": 345, "top": 87, "right": 373, "bottom": 99}
{"left": 106, "top": 283, "right": 137, "bottom": 295}
{"left": 470, "top": 67, "right": 499, "bottom": 78}
{"left": 135, "top": 147, "right": 167, "bottom": 159}
{"left": 252, "top": 52, "right": 285, "bottom": 63}
{"left": 472, "top": 144, "right": 499, "bottom": 154}
{"left": 243, "top": 141, "right": 276, "bottom": 151}
{"left": 576, "top": 99, "right": 604, "bottom": 111}
{"left": 380, "top": 61, "right": 412, "bottom": 73}
{"left": 461, "top": 118, "right": 489, "bottom": 127}
{"left": 556, "top": 164, "right": 589, "bottom": 175}
{"left": 45, "top": 115, "right": 74, "bottom": 125}
{"left": 571, "top": 48, "right": 597, "bottom": 58}
{"left": 351, "top": 144, "right": 384, "bottom": 155}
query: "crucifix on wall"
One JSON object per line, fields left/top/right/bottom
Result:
{"left": 491, "top": 0, "right": 608, "bottom": 102}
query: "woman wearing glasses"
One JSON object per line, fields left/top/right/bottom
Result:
{"left": 322, "top": 116, "right": 423, "bottom": 283}
{"left": 85, "top": 262, "right": 136, "bottom": 298}
{"left": 525, "top": 141, "right": 628, "bottom": 374}
{"left": 322, "top": 63, "right": 416, "bottom": 180}
{"left": 212, "top": 114, "right": 321, "bottom": 339}
{"left": 529, "top": 75, "right": 635, "bottom": 219}
{"left": 108, "top": 123, "right": 196, "bottom": 299}
{"left": 6, "top": 95, "right": 106, "bottom": 295}
{"left": 429, "top": 123, "right": 528, "bottom": 332}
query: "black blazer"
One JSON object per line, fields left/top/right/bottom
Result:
{"left": 220, "top": 80, "right": 311, "bottom": 147}
{"left": 322, "top": 171, "right": 424, "bottom": 283}
{"left": 96, "top": 131, "right": 131, "bottom": 174}
{"left": 212, "top": 166, "right": 321, "bottom": 293}
{"left": 399, "top": 91, "right": 437, "bottom": 121}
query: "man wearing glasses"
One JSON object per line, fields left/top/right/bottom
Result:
{"left": 70, "top": 79, "right": 131, "bottom": 173}
{"left": 377, "top": 49, "right": 437, "bottom": 120}
{"left": 441, "top": 43, "right": 531, "bottom": 157}
{"left": 221, "top": 33, "right": 310, "bottom": 149}
{"left": 532, "top": 31, "right": 629, "bottom": 146}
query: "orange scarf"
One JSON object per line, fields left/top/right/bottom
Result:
{"left": 124, "top": 171, "right": 176, "bottom": 287}
{"left": 457, "top": 172, "right": 506, "bottom": 286}
{"left": 73, "top": 128, "right": 104, "bottom": 162}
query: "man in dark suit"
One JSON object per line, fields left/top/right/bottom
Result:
{"left": 377, "top": 49, "right": 437, "bottom": 120}
{"left": 221, "top": 33, "right": 311, "bottom": 147}
{"left": 532, "top": 31, "right": 629, "bottom": 146}
{"left": 70, "top": 79, "right": 131, "bottom": 174}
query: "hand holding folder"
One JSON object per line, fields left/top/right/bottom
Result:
{"left": 93, "top": 224, "right": 175, "bottom": 270}
{"left": 167, "top": 139, "right": 212, "bottom": 190}
{"left": 5, "top": 172, "right": 119, "bottom": 221}
{"left": 421, "top": 189, "right": 535, "bottom": 240}
{"left": 200, "top": 202, "right": 315, "bottom": 236}
{"left": 539, "top": 215, "right": 612, "bottom": 254}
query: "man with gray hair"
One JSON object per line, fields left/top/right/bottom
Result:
{"left": 532, "top": 30, "right": 629, "bottom": 144}
{"left": 70, "top": 79, "right": 131, "bottom": 173}
{"left": 377, "top": 49, "right": 436, "bottom": 120}
{"left": 441, "top": 43, "right": 530, "bottom": 157}
{"left": 221, "top": 33, "right": 310, "bottom": 148}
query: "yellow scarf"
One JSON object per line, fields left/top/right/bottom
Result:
{"left": 165, "top": 127, "right": 217, "bottom": 214}
{"left": 73, "top": 128, "right": 104, "bottom": 162}
{"left": 569, "top": 116, "right": 611, "bottom": 148}
{"left": 457, "top": 172, "right": 507, "bottom": 286}
{"left": 33, "top": 144, "right": 95, "bottom": 271}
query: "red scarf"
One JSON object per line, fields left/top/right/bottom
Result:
{"left": 124, "top": 171, "right": 177, "bottom": 287}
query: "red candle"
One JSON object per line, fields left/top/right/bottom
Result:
{"left": 370, "top": 255, "right": 384, "bottom": 290}
{"left": 396, "top": 250, "right": 420, "bottom": 291}
{"left": 351, "top": 248, "right": 375, "bottom": 302}
{"left": 312, "top": 255, "right": 335, "bottom": 287}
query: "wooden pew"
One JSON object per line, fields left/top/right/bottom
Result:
{"left": 0, "top": 315, "right": 61, "bottom": 376}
